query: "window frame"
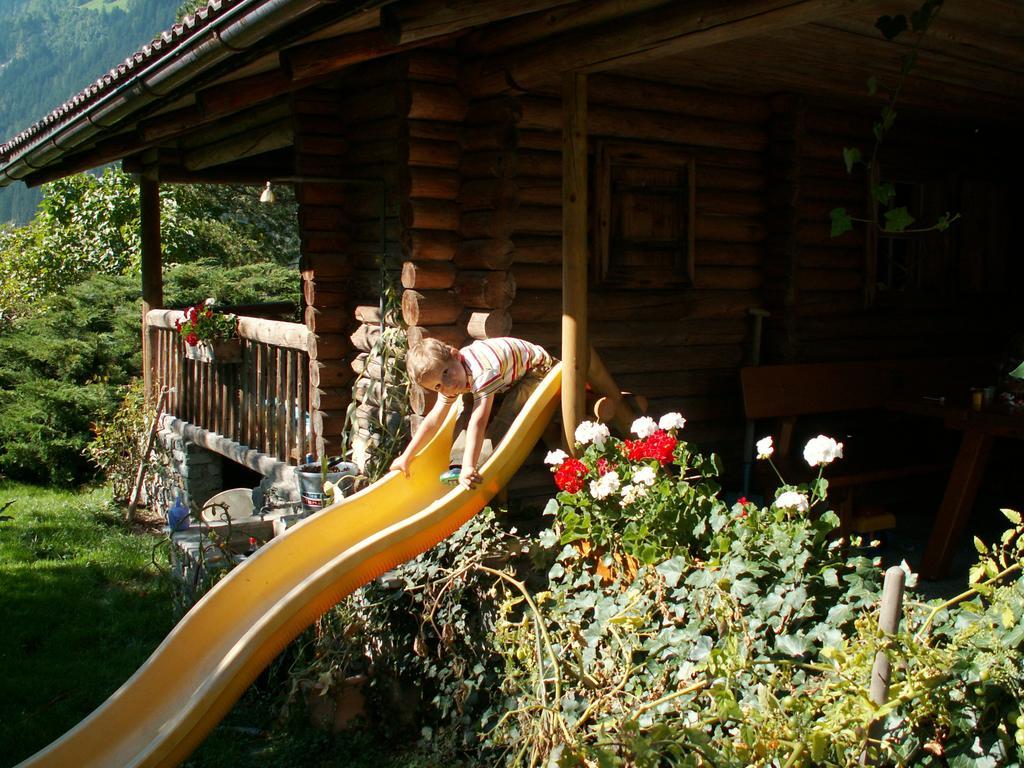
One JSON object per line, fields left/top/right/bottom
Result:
{"left": 594, "top": 141, "right": 696, "bottom": 289}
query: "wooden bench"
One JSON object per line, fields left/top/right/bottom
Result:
{"left": 741, "top": 357, "right": 989, "bottom": 533}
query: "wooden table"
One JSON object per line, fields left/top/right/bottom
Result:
{"left": 891, "top": 398, "right": 1024, "bottom": 579}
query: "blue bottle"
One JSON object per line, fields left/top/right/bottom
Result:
{"left": 167, "top": 493, "right": 190, "bottom": 532}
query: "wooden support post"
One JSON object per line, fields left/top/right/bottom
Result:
{"left": 140, "top": 173, "right": 163, "bottom": 402}
{"left": 863, "top": 565, "right": 906, "bottom": 765}
{"left": 561, "top": 72, "right": 588, "bottom": 453}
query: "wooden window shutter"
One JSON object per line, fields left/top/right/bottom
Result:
{"left": 595, "top": 141, "right": 695, "bottom": 289}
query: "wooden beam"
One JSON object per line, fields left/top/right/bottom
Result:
{"left": 140, "top": 173, "right": 162, "bottom": 403}
{"left": 124, "top": 148, "right": 294, "bottom": 183}
{"left": 178, "top": 102, "right": 291, "bottom": 150}
{"left": 561, "top": 71, "right": 587, "bottom": 452}
{"left": 465, "top": 0, "right": 867, "bottom": 96}
{"left": 197, "top": 68, "right": 293, "bottom": 119}
{"left": 381, "top": 0, "right": 578, "bottom": 45}
{"left": 183, "top": 118, "right": 294, "bottom": 171}
{"left": 24, "top": 131, "right": 148, "bottom": 187}
{"left": 460, "top": 0, "right": 670, "bottom": 56}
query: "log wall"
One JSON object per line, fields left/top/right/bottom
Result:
{"left": 507, "top": 74, "right": 769, "bottom": 464}
{"left": 780, "top": 103, "right": 1013, "bottom": 365}
{"left": 293, "top": 84, "right": 354, "bottom": 459}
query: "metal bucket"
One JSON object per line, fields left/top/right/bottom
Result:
{"left": 296, "top": 462, "right": 358, "bottom": 513}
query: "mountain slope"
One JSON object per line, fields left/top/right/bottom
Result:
{"left": 0, "top": 0, "right": 182, "bottom": 224}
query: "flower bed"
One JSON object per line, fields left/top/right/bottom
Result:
{"left": 285, "top": 415, "right": 1024, "bottom": 767}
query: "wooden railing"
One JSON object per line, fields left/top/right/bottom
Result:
{"left": 147, "top": 310, "right": 313, "bottom": 464}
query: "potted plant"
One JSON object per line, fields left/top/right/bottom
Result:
{"left": 176, "top": 299, "right": 241, "bottom": 364}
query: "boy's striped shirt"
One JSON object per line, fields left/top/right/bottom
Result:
{"left": 444, "top": 337, "right": 552, "bottom": 402}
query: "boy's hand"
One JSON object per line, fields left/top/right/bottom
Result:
{"left": 458, "top": 465, "right": 482, "bottom": 489}
{"left": 390, "top": 454, "right": 411, "bottom": 477}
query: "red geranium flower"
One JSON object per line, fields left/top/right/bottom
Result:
{"left": 596, "top": 457, "right": 616, "bottom": 476}
{"left": 186, "top": 332, "right": 199, "bottom": 346}
{"left": 645, "top": 430, "right": 678, "bottom": 465}
{"left": 621, "top": 431, "right": 678, "bottom": 465}
{"left": 554, "top": 458, "right": 588, "bottom": 494}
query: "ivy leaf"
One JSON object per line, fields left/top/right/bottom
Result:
{"left": 871, "top": 182, "right": 896, "bottom": 207}
{"left": 875, "top": 13, "right": 908, "bottom": 40}
{"left": 775, "top": 633, "right": 811, "bottom": 657}
{"left": 935, "top": 213, "right": 952, "bottom": 232}
{"left": 881, "top": 106, "right": 898, "bottom": 133}
{"left": 656, "top": 557, "right": 686, "bottom": 588}
{"left": 900, "top": 50, "right": 919, "bottom": 75}
{"left": 830, "top": 207, "right": 854, "bottom": 237}
{"left": 883, "top": 207, "right": 915, "bottom": 233}
{"left": 689, "top": 634, "right": 713, "bottom": 662}
{"left": 911, "top": 1, "right": 940, "bottom": 32}
{"left": 842, "top": 147, "right": 862, "bottom": 174}
{"left": 1001, "top": 508, "right": 1021, "bottom": 525}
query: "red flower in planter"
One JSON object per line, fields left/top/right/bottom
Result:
{"left": 176, "top": 299, "right": 238, "bottom": 348}
{"left": 621, "top": 431, "right": 678, "bottom": 465}
{"left": 554, "top": 458, "right": 588, "bottom": 494}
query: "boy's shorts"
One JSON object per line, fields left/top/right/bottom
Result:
{"left": 449, "top": 362, "right": 553, "bottom": 466}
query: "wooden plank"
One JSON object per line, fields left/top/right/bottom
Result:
{"left": 140, "top": 176, "right": 162, "bottom": 402}
{"left": 465, "top": 0, "right": 867, "bottom": 94}
{"left": 562, "top": 71, "right": 588, "bottom": 450}
{"left": 382, "top": 0, "right": 577, "bottom": 45}
{"left": 183, "top": 119, "right": 293, "bottom": 171}
{"left": 284, "top": 350, "right": 296, "bottom": 462}
{"left": 919, "top": 431, "right": 992, "bottom": 580}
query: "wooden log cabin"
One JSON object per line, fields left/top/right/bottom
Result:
{"left": 0, "top": 0, "right": 1021, "bottom": 513}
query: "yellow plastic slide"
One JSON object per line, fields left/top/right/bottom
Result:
{"left": 17, "top": 364, "right": 562, "bottom": 768}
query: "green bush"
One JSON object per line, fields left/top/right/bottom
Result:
{"left": 292, "top": 422, "right": 1024, "bottom": 768}
{"left": 163, "top": 260, "right": 300, "bottom": 313}
{"left": 0, "top": 168, "right": 300, "bottom": 314}
{"left": 85, "top": 378, "right": 150, "bottom": 502}
{"left": 0, "top": 274, "right": 141, "bottom": 485}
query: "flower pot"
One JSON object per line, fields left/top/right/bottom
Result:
{"left": 296, "top": 461, "right": 359, "bottom": 513}
{"left": 184, "top": 338, "right": 241, "bottom": 364}
{"left": 301, "top": 674, "right": 367, "bottom": 732}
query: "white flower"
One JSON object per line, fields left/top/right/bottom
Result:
{"left": 775, "top": 491, "right": 809, "bottom": 513}
{"left": 756, "top": 436, "right": 774, "bottom": 460}
{"left": 659, "top": 412, "right": 687, "bottom": 431}
{"left": 631, "top": 416, "right": 658, "bottom": 438}
{"left": 544, "top": 449, "right": 568, "bottom": 466}
{"left": 632, "top": 465, "right": 657, "bottom": 487}
{"left": 589, "top": 471, "right": 620, "bottom": 500}
{"left": 204, "top": 297, "right": 216, "bottom": 306}
{"left": 619, "top": 483, "right": 648, "bottom": 506}
{"left": 575, "top": 420, "right": 610, "bottom": 448}
{"left": 803, "top": 435, "right": 844, "bottom": 467}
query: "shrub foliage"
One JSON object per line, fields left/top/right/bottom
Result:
{"left": 295, "top": 422, "right": 1024, "bottom": 768}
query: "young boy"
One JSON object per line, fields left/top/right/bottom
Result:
{"left": 390, "top": 337, "right": 553, "bottom": 489}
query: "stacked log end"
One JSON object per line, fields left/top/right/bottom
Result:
{"left": 393, "top": 49, "right": 468, "bottom": 431}
{"left": 294, "top": 84, "right": 354, "bottom": 460}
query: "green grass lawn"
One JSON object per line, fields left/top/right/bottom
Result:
{"left": 0, "top": 482, "right": 175, "bottom": 767}
{"left": 0, "top": 483, "right": 451, "bottom": 768}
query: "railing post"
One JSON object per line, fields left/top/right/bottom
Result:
{"left": 862, "top": 565, "right": 907, "bottom": 765}
{"left": 140, "top": 172, "right": 163, "bottom": 403}
{"left": 561, "top": 71, "right": 588, "bottom": 453}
